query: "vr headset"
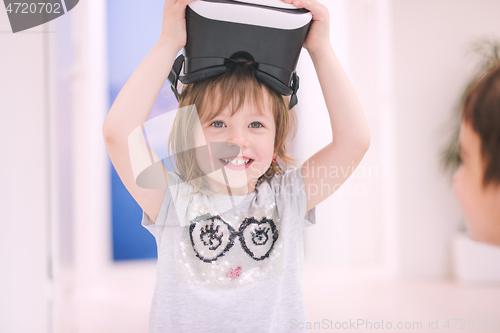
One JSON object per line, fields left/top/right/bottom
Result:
{"left": 168, "top": 0, "right": 313, "bottom": 109}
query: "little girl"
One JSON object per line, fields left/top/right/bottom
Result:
{"left": 103, "top": 0, "right": 370, "bottom": 332}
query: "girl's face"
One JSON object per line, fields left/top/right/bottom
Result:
{"left": 194, "top": 92, "right": 276, "bottom": 196}
{"left": 453, "top": 121, "right": 500, "bottom": 246}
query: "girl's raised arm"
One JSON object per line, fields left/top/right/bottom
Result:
{"left": 103, "top": 0, "right": 195, "bottom": 223}
{"left": 282, "top": 0, "right": 371, "bottom": 211}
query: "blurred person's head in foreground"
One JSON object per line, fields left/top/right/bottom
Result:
{"left": 454, "top": 64, "right": 500, "bottom": 246}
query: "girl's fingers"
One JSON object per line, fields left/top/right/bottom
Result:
{"left": 296, "top": 0, "right": 325, "bottom": 12}
{"left": 299, "top": 0, "right": 328, "bottom": 22}
{"left": 178, "top": 0, "right": 197, "bottom": 5}
{"left": 291, "top": 0, "right": 330, "bottom": 52}
{"left": 167, "top": 0, "right": 195, "bottom": 10}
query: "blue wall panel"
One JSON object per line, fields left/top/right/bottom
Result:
{"left": 107, "top": 0, "right": 176, "bottom": 261}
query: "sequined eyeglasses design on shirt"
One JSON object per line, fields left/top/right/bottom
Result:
{"left": 189, "top": 215, "right": 279, "bottom": 263}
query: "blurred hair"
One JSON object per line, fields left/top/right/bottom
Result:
{"left": 462, "top": 63, "right": 500, "bottom": 187}
{"left": 167, "top": 57, "right": 297, "bottom": 193}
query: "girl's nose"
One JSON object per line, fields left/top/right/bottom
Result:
{"left": 227, "top": 127, "right": 250, "bottom": 149}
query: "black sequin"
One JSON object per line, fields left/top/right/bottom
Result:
{"left": 189, "top": 216, "right": 236, "bottom": 263}
{"left": 189, "top": 215, "right": 279, "bottom": 263}
{"left": 239, "top": 217, "right": 279, "bottom": 261}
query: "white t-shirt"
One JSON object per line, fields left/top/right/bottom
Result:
{"left": 142, "top": 166, "right": 315, "bottom": 332}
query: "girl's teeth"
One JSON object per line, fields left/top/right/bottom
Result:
{"left": 221, "top": 158, "right": 250, "bottom": 166}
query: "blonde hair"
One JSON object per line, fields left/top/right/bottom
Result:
{"left": 168, "top": 58, "right": 297, "bottom": 193}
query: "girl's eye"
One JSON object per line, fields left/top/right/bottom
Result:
{"left": 210, "top": 121, "right": 226, "bottom": 128}
{"left": 249, "top": 122, "right": 263, "bottom": 128}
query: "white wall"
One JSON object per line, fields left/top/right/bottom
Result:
{"left": 60, "top": 1, "right": 112, "bottom": 331}
{"left": 0, "top": 11, "right": 52, "bottom": 333}
{"left": 0, "top": 0, "right": 110, "bottom": 331}
{"left": 391, "top": 0, "right": 500, "bottom": 279}
{"left": 297, "top": 0, "right": 500, "bottom": 279}
{"left": 298, "top": 0, "right": 391, "bottom": 272}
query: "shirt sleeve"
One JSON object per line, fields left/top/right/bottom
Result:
{"left": 272, "top": 166, "right": 316, "bottom": 228}
{"left": 141, "top": 172, "right": 193, "bottom": 238}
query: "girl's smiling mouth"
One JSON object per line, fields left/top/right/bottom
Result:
{"left": 219, "top": 156, "right": 254, "bottom": 169}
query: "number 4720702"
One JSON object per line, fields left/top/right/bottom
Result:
{"left": 5, "top": 2, "right": 62, "bottom": 14}
{"left": 444, "top": 319, "right": 498, "bottom": 330}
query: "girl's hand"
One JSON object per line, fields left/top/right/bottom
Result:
{"left": 159, "top": 0, "right": 197, "bottom": 51}
{"left": 281, "top": 0, "right": 330, "bottom": 55}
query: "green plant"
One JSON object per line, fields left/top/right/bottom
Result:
{"left": 441, "top": 38, "right": 500, "bottom": 174}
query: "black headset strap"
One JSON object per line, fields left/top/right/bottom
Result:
{"left": 289, "top": 72, "right": 299, "bottom": 110}
{"left": 168, "top": 54, "right": 185, "bottom": 101}
{"left": 167, "top": 54, "right": 300, "bottom": 109}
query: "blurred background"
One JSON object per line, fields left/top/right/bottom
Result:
{"left": 1, "top": 0, "right": 500, "bottom": 332}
